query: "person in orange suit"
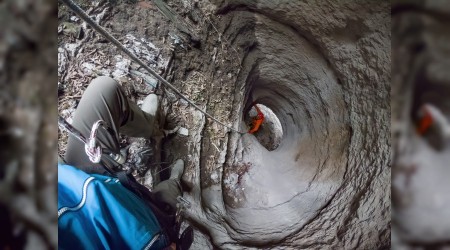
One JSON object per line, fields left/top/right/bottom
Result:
{"left": 248, "top": 103, "right": 264, "bottom": 134}
{"left": 417, "top": 103, "right": 450, "bottom": 137}
{"left": 417, "top": 106, "right": 433, "bottom": 135}
{"left": 416, "top": 103, "right": 450, "bottom": 151}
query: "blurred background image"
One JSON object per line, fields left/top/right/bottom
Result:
{"left": 0, "top": 0, "right": 57, "bottom": 249}
{"left": 392, "top": 0, "right": 450, "bottom": 249}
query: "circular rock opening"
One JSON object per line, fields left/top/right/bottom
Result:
{"left": 244, "top": 103, "right": 283, "bottom": 151}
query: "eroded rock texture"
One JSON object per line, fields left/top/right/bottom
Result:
{"left": 173, "top": 1, "right": 390, "bottom": 249}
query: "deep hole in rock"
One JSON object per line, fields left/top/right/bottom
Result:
{"left": 244, "top": 103, "right": 283, "bottom": 151}
{"left": 55, "top": 1, "right": 390, "bottom": 248}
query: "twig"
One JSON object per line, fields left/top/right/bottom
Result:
{"left": 63, "top": 95, "right": 82, "bottom": 99}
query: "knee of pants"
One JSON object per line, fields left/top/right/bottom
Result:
{"left": 88, "top": 76, "right": 121, "bottom": 96}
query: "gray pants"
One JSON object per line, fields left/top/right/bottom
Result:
{"left": 64, "top": 76, "right": 181, "bottom": 212}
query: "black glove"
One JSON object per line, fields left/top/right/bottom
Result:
{"left": 177, "top": 226, "right": 193, "bottom": 250}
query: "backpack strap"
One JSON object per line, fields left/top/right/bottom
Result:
{"left": 116, "top": 171, "right": 178, "bottom": 242}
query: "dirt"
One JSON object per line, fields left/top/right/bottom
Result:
{"left": 58, "top": 0, "right": 232, "bottom": 247}
{"left": 58, "top": 1, "right": 173, "bottom": 155}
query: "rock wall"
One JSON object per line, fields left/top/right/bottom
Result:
{"left": 169, "top": 0, "right": 390, "bottom": 249}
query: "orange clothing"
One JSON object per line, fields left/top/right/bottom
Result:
{"left": 417, "top": 110, "right": 433, "bottom": 135}
{"left": 249, "top": 117, "right": 263, "bottom": 134}
{"left": 248, "top": 104, "right": 264, "bottom": 134}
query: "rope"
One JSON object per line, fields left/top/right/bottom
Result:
{"left": 60, "top": 0, "right": 246, "bottom": 134}
{"left": 58, "top": 116, "right": 117, "bottom": 173}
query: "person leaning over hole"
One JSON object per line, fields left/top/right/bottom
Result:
{"left": 58, "top": 76, "right": 193, "bottom": 250}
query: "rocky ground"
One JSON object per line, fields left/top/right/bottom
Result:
{"left": 58, "top": 0, "right": 207, "bottom": 183}
{"left": 58, "top": 0, "right": 238, "bottom": 247}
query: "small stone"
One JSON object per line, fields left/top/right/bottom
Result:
{"left": 178, "top": 127, "right": 189, "bottom": 136}
{"left": 70, "top": 16, "right": 79, "bottom": 22}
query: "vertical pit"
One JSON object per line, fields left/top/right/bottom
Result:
{"left": 180, "top": 1, "right": 389, "bottom": 248}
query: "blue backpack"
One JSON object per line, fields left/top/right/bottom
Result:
{"left": 58, "top": 163, "right": 169, "bottom": 249}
